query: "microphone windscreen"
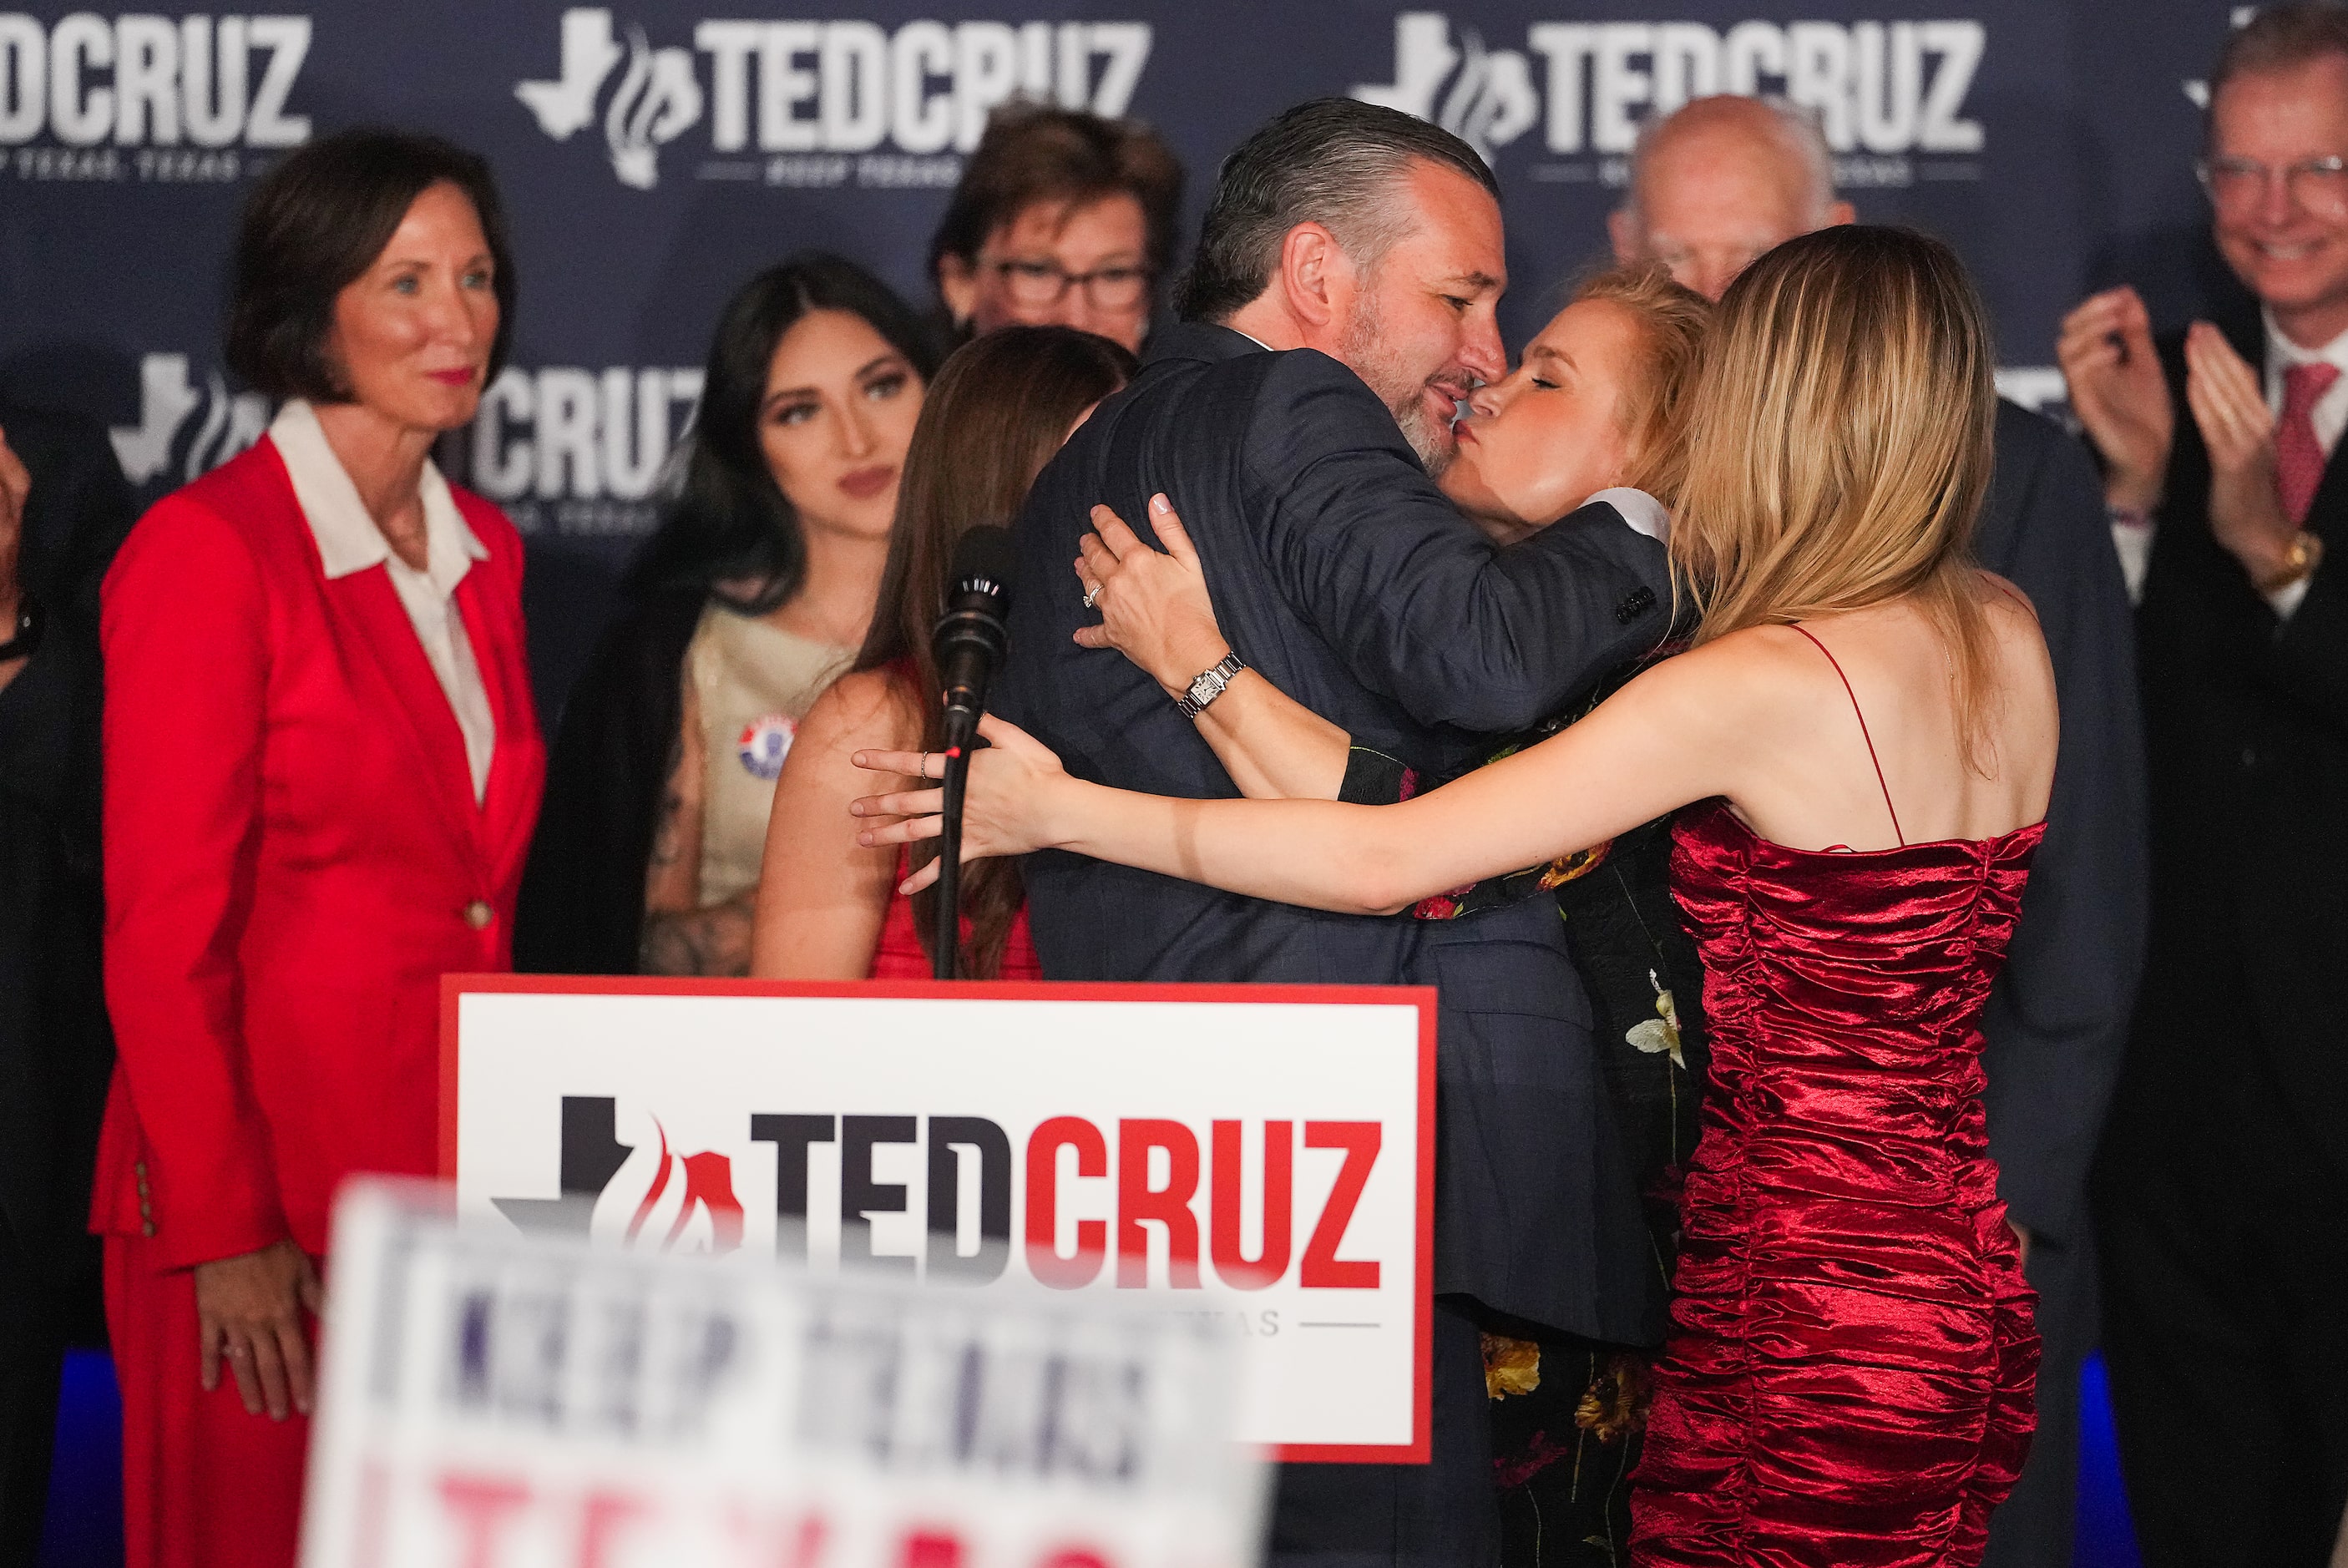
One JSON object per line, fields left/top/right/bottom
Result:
{"left": 948, "top": 524, "right": 1017, "bottom": 600}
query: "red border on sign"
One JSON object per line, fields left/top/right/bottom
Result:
{"left": 439, "top": 972, "right": 1436, "bottom": 1466}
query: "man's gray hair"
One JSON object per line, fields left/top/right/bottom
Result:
{"left": 1625, "top": 95, "right": 1839, "bottom": 223}
{"left": 1175, "top": 99, "right": 1499, "bottom": 323}
{"left": 2210, "top": 1, "right": 2348, "bottom": 107}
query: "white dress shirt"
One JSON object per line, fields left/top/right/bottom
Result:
{"left": 271, "top": 399, "right": 497, "bottom": 802}
{"left": 1586, "top": 486, "right": 1670, "bottom": 541}
{"left": 2113, "top": 311, "right": 2348, "bottom": 619}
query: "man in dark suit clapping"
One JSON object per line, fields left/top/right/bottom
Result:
{"left": 2057, "top": 6, "right": 2348, "bottom": 1563}
{"left": 994, "top": 99, "right": 1673, "bottom": 1568}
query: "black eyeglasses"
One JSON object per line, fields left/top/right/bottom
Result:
{"left": 989, "top": 258, "right": 1153, "bottom": 311}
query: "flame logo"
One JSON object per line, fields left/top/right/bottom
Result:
{"left": 605, "top": 1116, "right": 746, "bottom": 1254}
{"left": 108, "top": 355, "right": 271, "bottom": 490}
{"left": 605, "top": 26, "right": 705, "bottom": 191}
{"left": 1354, "top": 14, "right": 1538, "bottom": 164}
{"left": 1436, "top": 30, "right": 1540, "bottom": 161}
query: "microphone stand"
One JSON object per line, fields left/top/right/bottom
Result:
{"left": 930, "top": 706, "right": 979, "bottom": 981}
{"left": 925, "top": 521, "right": 1015, "bottom": 982}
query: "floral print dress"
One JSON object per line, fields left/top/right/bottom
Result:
{"left": 1344, "top": 670, "right": 1712, "bottom": 1568}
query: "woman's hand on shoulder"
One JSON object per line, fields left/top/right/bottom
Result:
{"left": 850, "top": 714, "right": 1074, "bottom": 892}
{"left": 1075, "top": 495, "right": 1233, "bottom": 695}
{"left": 749, "top": 666, "right": 919, "bottom": 980}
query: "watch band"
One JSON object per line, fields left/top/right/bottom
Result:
{"left": 1177, "top": 652, "right": 1245, "bottom": 719}
{"left": 2258, "top": 530, "right": 2325, "bottom": 594}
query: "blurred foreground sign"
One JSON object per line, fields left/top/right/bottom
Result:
{"left": 442, "top": 978, "right": 1436, "bottom": 1462}
{"left": 301, "top": 1182, "right": 1267, "bottom": 1568}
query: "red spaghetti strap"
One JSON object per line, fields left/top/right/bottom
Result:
{"left": 1996, "top": 583, "right": 2032, "bottom": 614}
{"left": 1788, "top": 625, "right": 1905, "bottom": 847}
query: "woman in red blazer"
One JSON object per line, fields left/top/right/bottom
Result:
{"left": 98, "top": 130, "right": 544, "bottom": 1568}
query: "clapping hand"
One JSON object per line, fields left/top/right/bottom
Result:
{"left": 851, "top": 713, "right": 1075, "bottom": 892}
{"left": 1074, "top": 493, "right": 1232, "bottom": 695}
{"left": 2056, "top": 286, "right": 2173, "bottom": 511}
{"left": 0, "top": 427, "right": 28, "bottom": 630}
{"left": 2182, "top": 321, "right": 2299, "bottom": 583}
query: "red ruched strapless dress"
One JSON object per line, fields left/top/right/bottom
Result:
{"left": 868, "top": 867, "right": 1043, "bottom": 979}
{"left": 1630, "top": 792, "right": 2043, "bottom": 1565}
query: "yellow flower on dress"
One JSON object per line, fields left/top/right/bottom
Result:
{"left": 1627, "top": 976, "right": 1684, "bottom": 1071}
{"left": 1573, "top": 1353, "right": 1653, "bottom": 1444}
{"left": 1536, "top": 842, "right": 1611, "bottom": 889}
{"left": 1481, "top": 1333, "right": 1541, "bottom": 1399}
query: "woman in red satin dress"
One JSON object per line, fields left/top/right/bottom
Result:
{"left": 98, "top": 132, "right": 544, "bottom": 1567}
{"left": 748, "top": 325, "right": 1135, "bottom": 980}
{"left": 854, "top": 226, "right": 2054, "bottom": 1563}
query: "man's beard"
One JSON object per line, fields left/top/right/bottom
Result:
{"left": 1339, "top": 294, "right": 1456, "bottom": 477}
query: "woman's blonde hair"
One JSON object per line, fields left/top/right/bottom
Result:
{"left": 1669, "top": 225, "right": 1999, "bottom": 766}
{"left": 1568, "top": 263, "right": 1713, "bottom": 508}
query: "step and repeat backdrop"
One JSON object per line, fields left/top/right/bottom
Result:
{"left": 0, "top": 1, "right": 2253, "bottom": 712}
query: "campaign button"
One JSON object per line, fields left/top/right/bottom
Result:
{"left": 737, "top": 713, "right": 798, "bottom": 781}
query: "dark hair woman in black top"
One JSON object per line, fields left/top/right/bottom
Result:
{"left": 516, "top": 254, "right": 939, "bottom": 976}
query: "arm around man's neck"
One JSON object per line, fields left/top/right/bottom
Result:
{"left": 1247, "top": 348, "right": 1674, "bottom": 736}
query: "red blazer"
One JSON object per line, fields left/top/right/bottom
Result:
{"left": 94, "top": 436, "right": 545, "bottom": 1267}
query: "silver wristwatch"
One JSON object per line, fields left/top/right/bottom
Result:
{"left": 1177, "top": 651, "right": 1246, "bottom": 718}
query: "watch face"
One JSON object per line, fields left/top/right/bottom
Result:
{"left": 1190, "top": 671, "right": 1219, "bottom": 704}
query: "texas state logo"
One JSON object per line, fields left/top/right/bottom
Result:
{"left": 737, "top": 712, "right": 797, "bottom": 780}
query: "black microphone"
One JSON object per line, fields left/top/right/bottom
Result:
{"left": 924, "top": 524, "right": 1015, "bottom": 983}
{"left": 932, "top": 524, "right": 1015, "bottom": 730}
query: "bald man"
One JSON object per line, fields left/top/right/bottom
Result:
{"left": 1609, "top": 94, "right": 2149, "bottom": 1568}
{"left": 1607, "top": 94, "right": 1854, "bottom": 302}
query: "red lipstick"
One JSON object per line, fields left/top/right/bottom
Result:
{"left": 427, "top": 367, "right": 478, "bottom": 387}
{"left": 838, "top": 464, "right": 896, "bottom": 501}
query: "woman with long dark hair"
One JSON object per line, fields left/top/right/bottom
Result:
{"left": 515, "top": 254, "right": 937, "bottom": 976}
{"left": 750, "top": 325, "right": 1135, "bottom": 979}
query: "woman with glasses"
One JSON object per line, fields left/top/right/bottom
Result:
{"left": 928, "top": 102, "right": 1185, "bottom": 354}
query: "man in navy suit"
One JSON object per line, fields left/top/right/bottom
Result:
{"left": 994, "top": 99, "right": 1674, "bottom": 1568}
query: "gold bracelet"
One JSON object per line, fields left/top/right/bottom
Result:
{"left": 2257, "top": 530, "right": 2325, "bottom": 594}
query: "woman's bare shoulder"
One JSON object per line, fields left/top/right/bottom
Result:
{"left": 797, "top": 669, "right": 921, "bottom": 758}
{"left": 1971, "top": 568, "right": 2039, "bottom": 621}
{"left": 1649, "top": 623, "right": 1821, "bottom": 696}
{"left": 1602, "top": 624, "right": 1819, "bottom": 736}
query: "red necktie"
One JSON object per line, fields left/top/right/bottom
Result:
{"left": 2277, "top": 361, "right": 2339, "bottom": 526}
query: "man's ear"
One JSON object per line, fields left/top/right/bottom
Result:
{"left": 937, "top": 254, "right": 979, "bottom": 327}
{"left": 1607, "top": 207, "right": 1642, "bottom": 266}
{"left": 1279, "top": 222, "right": 1344, "bottom": 331}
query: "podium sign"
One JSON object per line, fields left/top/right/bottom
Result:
{"left": 302, "top": 1181, "right": 1265, "bottom": 1568}
{"left": 443, "top": 977, "right": 1435, "bottom": 1463}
